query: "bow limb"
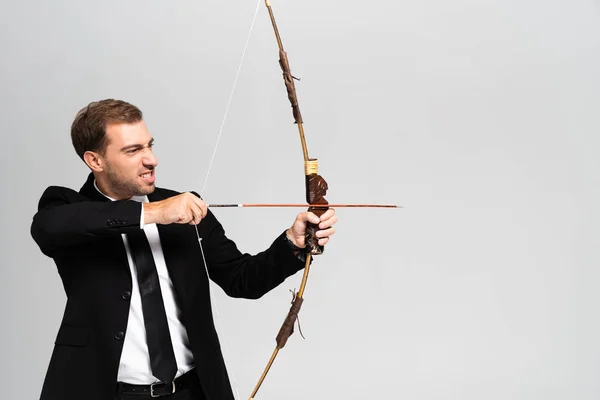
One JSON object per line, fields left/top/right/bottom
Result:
{"left": 248, "top": 256, "right": 311, "bottom": 400}
{"left": 265, "top": 0, "right": 308, "bottom": 162}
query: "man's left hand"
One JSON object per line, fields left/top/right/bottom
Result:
{"left": 286, "top": 208, "right": 337, "bottom": 249}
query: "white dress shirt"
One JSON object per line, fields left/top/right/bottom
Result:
{"left": 94, "top": 181, "right": 195, "bottom": 384}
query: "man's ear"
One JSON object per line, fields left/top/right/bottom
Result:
{"left": 83, "top": 151, "right": 104, "bottom": 173}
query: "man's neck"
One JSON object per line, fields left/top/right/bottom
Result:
{"left": 93, "top": 179, "right": 123, "bottom": 201}
{"left": 93, "top": 179, "right": 147, "bottom": 203}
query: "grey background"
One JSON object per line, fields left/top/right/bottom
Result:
{"left": 1, "top": 0, "right": 598, "bottom": 399}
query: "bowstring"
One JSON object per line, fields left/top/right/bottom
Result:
{"left": 194, "top": 1, "right": 263, "bottom": 399}
{"left": 201, "top": 0, "right": 263, "bottom": 196}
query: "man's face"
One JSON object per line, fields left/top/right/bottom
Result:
{"left": 100, "top": 120, "right": 158, "bottom": 199}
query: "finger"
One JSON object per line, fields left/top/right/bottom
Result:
{"left": 177, "top": 212, "right": 191, "bottom": 224}
{"left": 319, "top": 215, "right": 338, "bottom": 229}
{"left": 187, "top": 210, "right": 198, "bottom": 225}
{"left": 192, "top": 198, "right": 208, "bottom": 224}
{"left": 293, "top": 212, "right": 312, "bottom": 226}
{"left": 189, "top": 203, "right": 199, "bottom": 225}
{"left": 196, "top": 202, "right": 205, "bottom": 223}
{"left": 316, "top": 226, "right": 336, "bottom": 238}
{"left": 190, "top": 202, "right": 204, "bottom": 225}
{"left": 319, "top": 208, "right": 336, "bottom": 221}
{"left": 302, "top": 211, "right": 320, "bottom": 224}
{"left": 317, "top": 237, "right": 329, "bottom": 246}
{"left": 316, "top": 226, "right": 336, "bottom": 246}
{"left": 176, "top": 206, "right": 189, "bottom": 223}
{"left": 198, "top": 201, "right": 208, "bottom": 220}
{"left": 191, "top": 194, "right": 208, "bottom": 213}
{"left": 182, "top": 193, "right": 204, "bottom": 224}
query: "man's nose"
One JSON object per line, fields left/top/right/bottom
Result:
{"left": 143, "top": 150, "right": 158, "bottom": 167}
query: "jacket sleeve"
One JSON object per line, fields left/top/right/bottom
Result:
{"left": 31, "top": 186, "right": 143, "bottom": 257}
{"left": 198, "top": 207, "right": 307, "bottom": 300}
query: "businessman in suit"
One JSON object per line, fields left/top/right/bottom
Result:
{"left": 30, "top": 99, "right": 337, "bottom": 400}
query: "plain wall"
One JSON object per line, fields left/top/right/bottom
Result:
{"left": 1, "top": 0, "right": 598, "bottom": 399}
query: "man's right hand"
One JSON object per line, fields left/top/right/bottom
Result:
{"left": 143, "top": 193, "right": 207, "bottom": 225}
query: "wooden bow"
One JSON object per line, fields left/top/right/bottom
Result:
{"left": 247, "top": 1, "right": 330, "bottom": 398}
{"left": 197, "top": 2, "right": 398, "bottom": 398}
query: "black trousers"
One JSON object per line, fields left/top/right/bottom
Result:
{"left": 115, "top": 370, "right": 206, "bottom": 400}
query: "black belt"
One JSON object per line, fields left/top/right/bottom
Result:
{"left": 117, "top": 368, "right": 195, "bottom": 397}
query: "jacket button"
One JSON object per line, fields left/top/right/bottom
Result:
{"left": 114, "top": 331, "right": 124, "bottom": 340}
{"left": 122, "top": 291, "right": 131, "bottom": 300}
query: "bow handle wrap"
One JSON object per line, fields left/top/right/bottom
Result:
{"left": 305, "top": 159, "right": 329, "bottom": 255}
{"left": 275, "top": 295, "right": 303, "bottom": 348}
{"left": 278, "top": 50, "right": 303, "bottom": 125}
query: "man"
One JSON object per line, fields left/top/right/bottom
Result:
{"left": 30, "top": 99, "right": 337, "bottom": 400}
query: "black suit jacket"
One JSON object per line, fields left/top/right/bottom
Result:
{"left": 30, "top": 173, "right": 305, "bottom": 400}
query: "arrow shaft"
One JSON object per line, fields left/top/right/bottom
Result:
{"left": 208, "top": 203, "right": 400, "bottom": 208}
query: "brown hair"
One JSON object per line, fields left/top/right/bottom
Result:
{"left": 71, "top": 99, "right": 143, "bottom": 160}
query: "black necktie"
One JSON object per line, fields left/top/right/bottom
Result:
{"left": 127, "top": 229, "right": 178, "bottom": 384}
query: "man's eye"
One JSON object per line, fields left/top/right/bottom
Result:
{"left": 127, "top": 149, "right": 137, "bottom": 154}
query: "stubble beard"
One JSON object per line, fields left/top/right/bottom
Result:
{"left": 104, "top": 163, "right": 154, "bottom": 198}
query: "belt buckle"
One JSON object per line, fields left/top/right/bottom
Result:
{"left": 150, "top": 381, "right": 176, "bottom": 397}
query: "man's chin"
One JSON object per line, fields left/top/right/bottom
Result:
{"left": 131, "top": 182, "right": 155, "bottom": 197}
{"left": 139, "top": 184, "right": 156, "bottom": 195}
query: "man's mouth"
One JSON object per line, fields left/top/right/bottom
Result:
{"left": 139, "top": 170, "right": 155, "bottom": 182}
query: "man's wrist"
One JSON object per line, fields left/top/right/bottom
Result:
{"left": 284, "top": 230, "right": 304, "bottom": 251}
{"left": 143, "top": 202, "right": 160, "bottom": 225}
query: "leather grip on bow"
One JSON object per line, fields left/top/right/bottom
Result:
{"left": 278, "top": 50, "right": 303, "bottom": 124}
{"left": 305, "top": 159, "right": 329, "bottom": 255}
{"left": 275, "top": 294, "right": 303, "bottom": 348}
